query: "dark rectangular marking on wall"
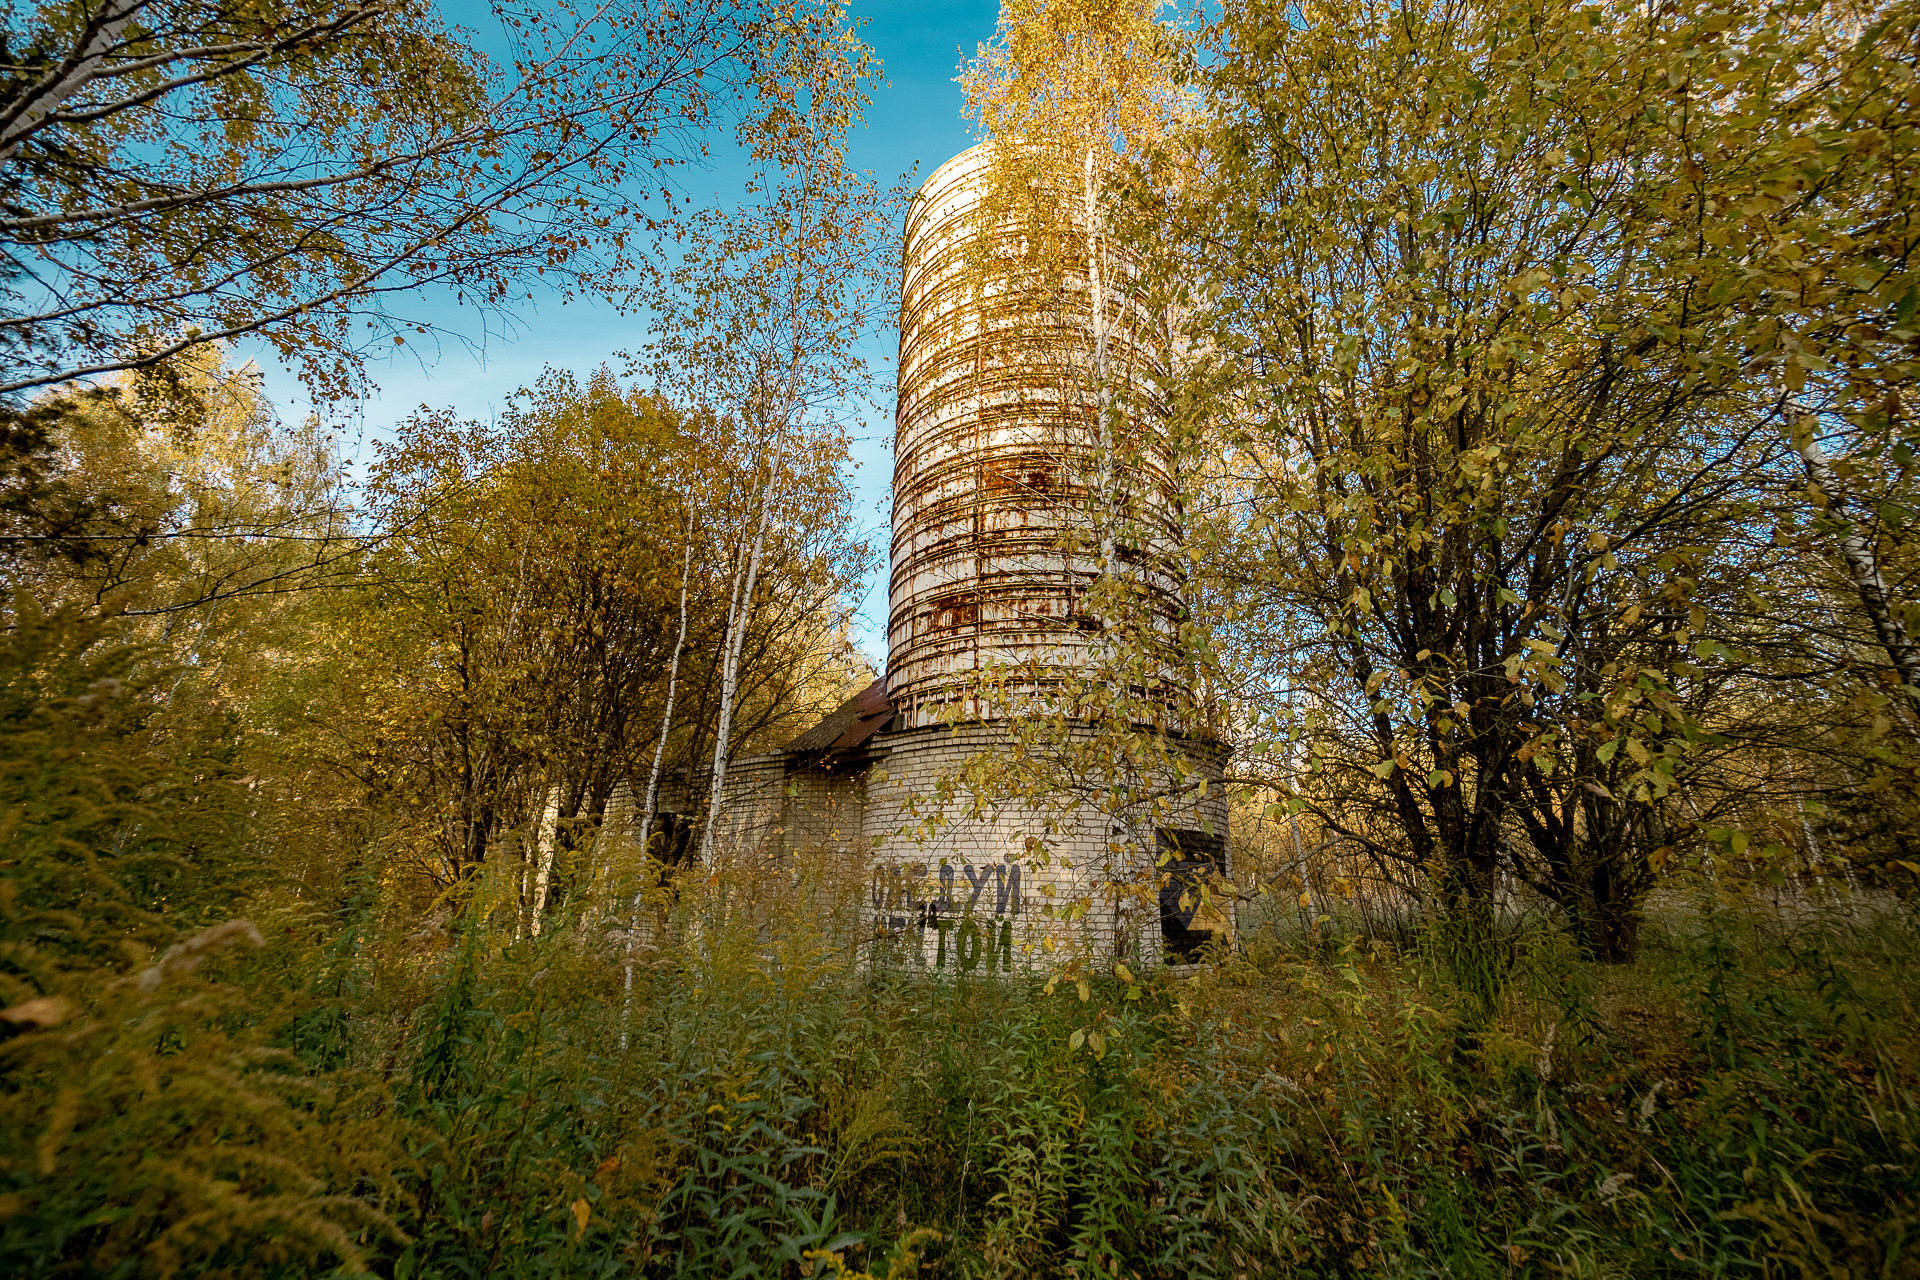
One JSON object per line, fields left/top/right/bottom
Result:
{"left": 928, "top": 590, "right": 979, "bottom": 632}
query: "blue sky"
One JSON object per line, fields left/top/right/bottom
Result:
{"left": 258, "top": 0, "right": 1001, "bottom": 664}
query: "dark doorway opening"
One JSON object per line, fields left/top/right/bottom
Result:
{"left": 1158, "top": 827, "right": 1226, "bottom": 963}
{"left": 648, "top": 812, "right": 696, "bottom": 875}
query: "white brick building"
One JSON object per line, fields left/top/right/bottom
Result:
{"left": 678, "top": 144, "right": 1231, "bottom": 973}
{"left": 702, "top": 683, "right": 1230, "bottom": 973}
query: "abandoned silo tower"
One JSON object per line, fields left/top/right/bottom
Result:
{"left": 707, "top": 144, "right": 1229, "bottom": 969}
{"left": 890, "top": 144, "right": 1188, "bottom": 729}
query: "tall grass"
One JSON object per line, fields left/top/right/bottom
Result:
{"left": 7, "top": 814, "right": 1917, "bottom": 1276}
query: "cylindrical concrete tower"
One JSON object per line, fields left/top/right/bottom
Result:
{"left": 700, "top": 142, "right": 1230, "bottom": 970}
{"left": 888, "top": 144, "right": 1185, "bottom": 729}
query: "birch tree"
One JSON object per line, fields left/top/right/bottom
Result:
{"left": 960, "top": 0, "right": 1181, "bottom": 605}
{"left": 0, "top": 0, "right": 785, "bottom": 400}
{"left": 635, "top": 7, "right": 892, "bottom": 863}
{"left": 942, "top": 0, "right": 1234, "bottom": 963}
{"left": 640, "top": 526, "right": 697, "bottom": 856}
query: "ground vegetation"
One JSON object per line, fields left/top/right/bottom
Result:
{"left": 1, "top": 0, "right": 1918, "bottom": 1274}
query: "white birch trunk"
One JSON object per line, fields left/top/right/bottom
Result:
{"left": 1083, "top": 146, "right": 1117, "bottom": 592}
{"left": 622, "top": 527, "right": 694, "bottom": 1051}
{"left": 701, "top": 464, "right": 777, "bottom": 864}
{"left": 0, "top": 0, "right": 142, "bottom": 162}
{"left": 1799, "top": 433, "right": 1920, "bottom": 697}
{"left": 640, "top": 529, "right": 695, "bottom": 851}
{"left": 529, "top": 787, "right": 559, "bottom": 938}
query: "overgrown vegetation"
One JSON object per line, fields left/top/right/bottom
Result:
{"left": 7, "top": 690, "right": 1915, "bottom": 1278}
{"left": 1, "top": 598, "right": 1913, "bottom": 1277}
{"left": 3, "top": 0, "right": 1919, "bottom": 1273}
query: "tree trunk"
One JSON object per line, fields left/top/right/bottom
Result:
{"left": 702, "top": 467, "right": 775, "bottom": 864}
{"left": 1430, "top": 779, "right": 1504, "bottom": 1019}
{"left": 641, "top": 528, "right": 695, "bottom": 854}
{"left": 1799, "top": 432, "right": 1920, "bottom": 699}
{"left": 529, "top": 787, "right": 558, "bottom": 938}
{"left": 1083, "top": 145, "right": 1118, "bottom": 597}
{"left": 0, "top": 0, "right": 143, "bottom": 162}
{"left": 624, "top": 525, "right": 694, "bottom": 1052}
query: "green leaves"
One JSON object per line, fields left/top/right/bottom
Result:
{"left": 0, "top": 0, "right": 792, "bottom": 401}
{"left": 1166, "top": 0, "right": 1890, "bottom": 948}
{"left": 1066, "top": 1024, "right": 1108, "bottom": 1059}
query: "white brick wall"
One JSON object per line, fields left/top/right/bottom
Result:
{"left": 715, "top": 722, "right": 1231, "bottom": 974}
